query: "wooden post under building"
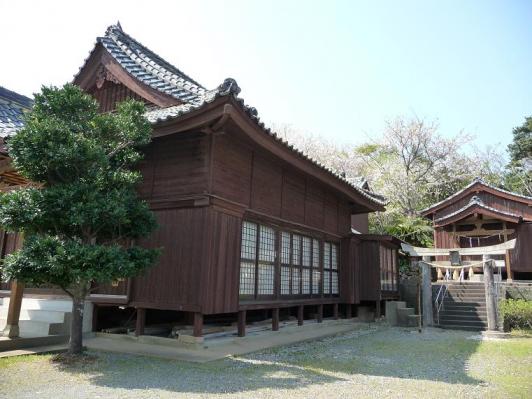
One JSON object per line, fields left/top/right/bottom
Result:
{"left": 297, "top": 305, "right": 304, "bottom": 326}
{"left": 272, "top": 308, "right": 279, "bottom": 331}
{"left": 135, "top": 308, "right": 146, "bottom": 337}
{"left": 193, "top": 312, "right": 203, "bottom": 337}
{"left": 316, "top": 304, "right": 323, "bottom": 323}
{"left": 237, "top": 310, "right": 246, "bottom": 337}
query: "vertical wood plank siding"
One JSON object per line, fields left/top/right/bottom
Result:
{"left": 201, "top": 209, "right": 242, "bottom": 314}
{"left": 511, "top": 223, "right": 532, "bottom": 272}
{"left": 89, "top": 81, "right": 154, "bottom": 112}
{"left": 211, "top": 134, "right": 352, "bottom": 236}
{"left": 130, "top": 207, "right": 209, "bottom": 310}
{"left": 358, "top": 241, "right": 380, "bottom": 301}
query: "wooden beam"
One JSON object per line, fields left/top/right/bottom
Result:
{"left": 272, "top": 308, "right": 280, "bottom": 331}
{"left": 297, "top": 305, "right": 304, "bottom": 326}
{"left": 505, "top": 250, "right": 513, "bottom": 282}
{"left": 193, "top": 312, "right": 203, "bottom": 337}
{"left": 135, "top": 308, "right": 146, "bottom": 337}
{"left": 237, "top": 310, "right": 246, "bottom": 337}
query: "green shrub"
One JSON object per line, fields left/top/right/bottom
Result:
{"left": 499, "top": 299, "right": 532, "bottom": 331}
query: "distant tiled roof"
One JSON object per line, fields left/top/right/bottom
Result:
{"left": 433, "top": 195, "right": 522, "bottom": 225}
{"left": 76, "top": 23, "right": 207, "bottom": 106}
{"left": 421, "top": 177, "right": 532, "bottom": 215}
{"left": 0, "top": 86, "right": 32, "bottom": 137}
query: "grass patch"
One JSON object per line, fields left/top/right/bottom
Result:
{"left": 0, "top": 353, "right": 51, "bottom": 369}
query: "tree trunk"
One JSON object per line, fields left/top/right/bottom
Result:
{"left": 68, "top": 295, "right": 84, "bottom": 355}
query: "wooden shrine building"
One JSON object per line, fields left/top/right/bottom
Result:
{"left": 422, "top": 178, "right": 532, "bottom": 280}
{"left": 0, "top": 24, "right": 397, "bottom": 339}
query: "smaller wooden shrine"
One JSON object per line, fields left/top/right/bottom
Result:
{"left": 422, "top": 178, "right": 532, "bottom": 280}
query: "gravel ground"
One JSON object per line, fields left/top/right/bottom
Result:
{"left": 0, "top": 324, "right": 531, "bottom": 399}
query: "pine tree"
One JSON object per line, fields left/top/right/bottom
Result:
{"left": 0, "top": 84, "right": 159, "bottom": 355}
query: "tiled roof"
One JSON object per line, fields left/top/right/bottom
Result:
{"left": 422, "top": 177, "right": 532, "bottom": 215}
{"left": 77, "top": 23, "right": 207, "bottom": 105}
{"left": 433, "top": 195, "right": 523, "bottom": 224}
{"left": 0, "top": 86, "right": 32, "bottom": 137}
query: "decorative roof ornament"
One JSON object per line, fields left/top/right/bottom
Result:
{"left": 217, "top": 78, "right": 241, "bottom": 97}
{"left": 469, "top": 195, "right": 483, "bottom": 205}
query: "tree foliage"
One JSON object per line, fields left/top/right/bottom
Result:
{"left": 0, "top": 84, "right": 159, "bottom": 354}
{"left": 276, "top": 117, "right": 507, "bottom": 246}
{"left": 504, "top": 117, "right": 532, "bottom": 196}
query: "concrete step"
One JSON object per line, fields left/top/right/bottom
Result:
{"left": 1, "top": 298, "right": 72, "bottom": 312}
{"left": 0, "top": 308, "right": 67, "bottom": 323}
{"left": 397, "top": 307, "right": 416, "bottom": 327}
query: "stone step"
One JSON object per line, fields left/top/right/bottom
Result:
{"left": 397, "top": 307, "right": 416, "bottom": 327}
{"left": 439, "top": 317, "right": 487, "bottom": 326}
{"left": 444, "top": 305, "right": 486, "bottom": 312}
{"left": 437, "top": 324, "right": 485, "bottom": 332}
{"left": 439, "top": 314, "right": 487, "bottom": 323}
{"left": 0, "top": 308, "right": 67, "bottom": 323}
{"left": 439, "top": 309, "right": 487, "bottom": 317}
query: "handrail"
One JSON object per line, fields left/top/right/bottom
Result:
{"left": 434, "top": 273, "right": 450, "bottom": 325}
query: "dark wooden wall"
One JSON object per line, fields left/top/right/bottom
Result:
{"left": 358, "top": 240, "right": 380, "bottom": 301}
{"left": 511, "top": 223, "right": 532, "bottom": 272}
{"left": 138, "top": 133, "right": 210, "bottom": 201}
{"left": 211, "top": 133, "right": 352, "bottom": 237}
{"left": 130, "top": 207, "right": 209, "bottom": 311}
{"left": 351, "top": 214, "right": 369, "bottom": 233}
{"left": 91, "top": 122, "right": 374, "bottom": 313}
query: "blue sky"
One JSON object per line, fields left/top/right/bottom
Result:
{"left": 1, "top": 0, "right": 531, "bottom": 151}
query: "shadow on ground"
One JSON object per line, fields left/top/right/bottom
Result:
{"left": 55, "top": 326, "right": 485, "bottom": 395}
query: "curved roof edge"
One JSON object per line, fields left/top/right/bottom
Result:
{"left": 422, "top": 177, "right": 532, "bottom": 217}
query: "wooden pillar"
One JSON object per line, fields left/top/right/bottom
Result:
{"left": 505, "top": 250, "right": 513, "bottom": 282}
{"left": 316, "top": 304, "right": 323, "bottom": 323}
{"left": 483, "top": 256, "right": 498, "bottom": 331}
{"left": 333, "top": 303, "right": 339, "bottom": 320}
{"left": 469, "top": 266, "right": 475, "bottom": 280}
{"left": 3, "top": 234, "right": 25, "bottom": 338}
{"left": 193, "top": 312, "right": 203, "bottom": 337}
{"left": 375, "top": 300, "right": 381, "bottom": 319}
{"left": 135, "top": 308, "right": 146, "bottom": 337}
{"left": 3, "top": 280, "right": 25, "bottom": 338}
{"left": 237, "top": 310, "right": 246, "bottom": 337}
{"left": 297, "top": 305, "right": 304, "bottom": 326}
{"left": 421, "top": 256, "right": 434, "bottom": 327}
{"left": 345, "top": 304, "right": 352, "bottom": 319}
{"left": 272, "top": 308, "right": 279, "bottom": 331}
